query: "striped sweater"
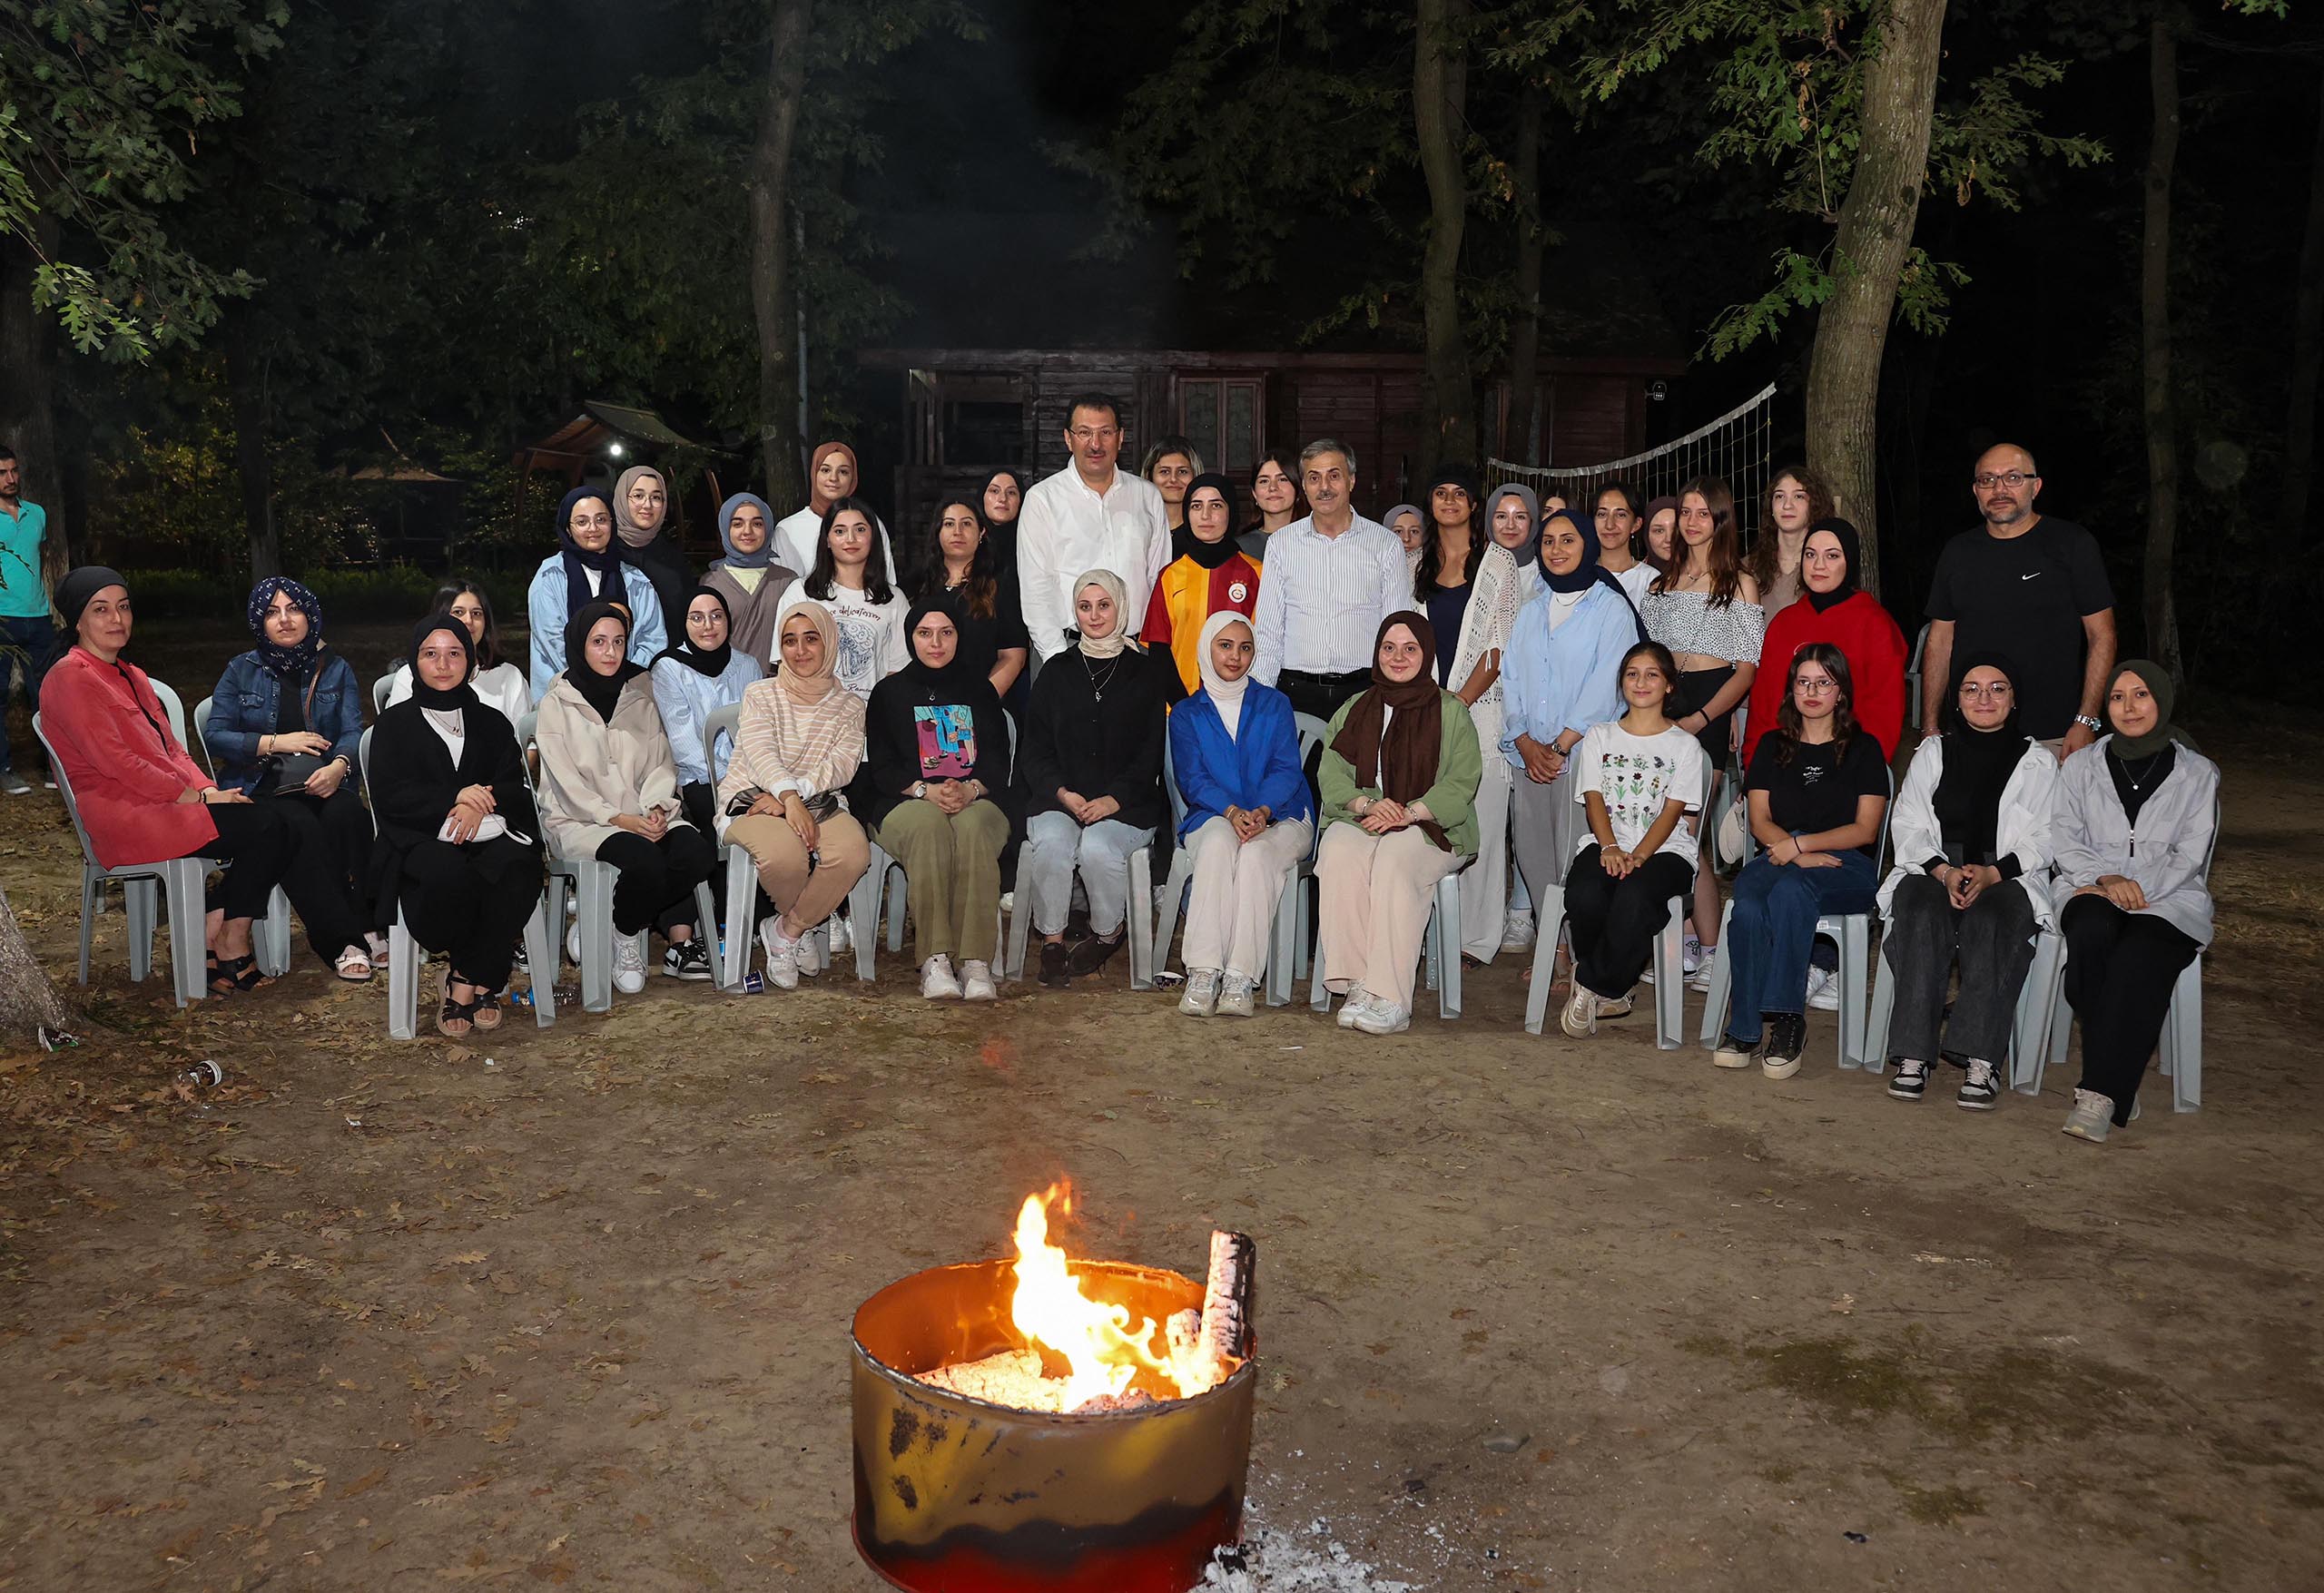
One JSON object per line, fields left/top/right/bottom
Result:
{"left": 714, "top": 674, "right": 868, "bottom": 825}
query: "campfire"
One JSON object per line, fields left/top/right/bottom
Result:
{"left": 851, "top": 1183, "right": 1259, "bottom": 1593}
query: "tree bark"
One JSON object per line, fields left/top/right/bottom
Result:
{"left": 1413, "top": 0, "right": 1476, "bottom": 475}
{"left": 2284, "top": 69, "right": 2324, "bottom": 542}
{"left": 1505, "top": 84, "right": 1544, "bottom": 467}
{"left": 2141, "top": 8, "right": 2182, "bottom": 678}
{"left": 751, "top": 0, "right": 814, "bottom": 513}
{"left": 1802, "top": 0, "right": 1950, "bottom": 600}
{"left": 0, "top": 889, "right": 74, "bottom": 1043}
{"left": 0, "top": 226, "right": 71, "bottom": 592}
{"left": 224, "top": 313, "right": 281, "bottom": 582}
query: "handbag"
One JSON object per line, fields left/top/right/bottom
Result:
{"left": 251, "top": 670, "right": 332, "bottom": 797}
{"left": 725, "top": 787, "right": 842, "bottom": 821}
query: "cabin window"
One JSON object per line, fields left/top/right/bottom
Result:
{"left": 1179, "top": 378, "right": 1264, "bottom": 475}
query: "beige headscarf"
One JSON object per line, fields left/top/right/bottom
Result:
{"left": 773, "top": 595, "right": 842, "bottom": 705}
{"left": 613, "top": 465, "right": 669, "bottom": 551}
{"left": 1073, "top": 568, "right": 1132, "bottom": 661}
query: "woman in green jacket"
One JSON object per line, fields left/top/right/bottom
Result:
{"left": 1314, "top": 612, "right": 1483, "bottom": 1034}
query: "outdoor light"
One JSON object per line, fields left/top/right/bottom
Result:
{"left": 608, "top": 442, "right": 625, "bottom": 457}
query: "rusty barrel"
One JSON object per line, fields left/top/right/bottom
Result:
{"left": 851, "top": 1258, "right": 1257, "bottom": 1593}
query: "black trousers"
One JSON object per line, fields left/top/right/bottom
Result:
{"left": 2062, "top": 894, "right": 2201, "bottom": 1125}
{"left": 399, "top": 838, "right": 537, "bottom": 993}
{"left": 276, "top": 786, "right": 374, "bottom": 920}
{"left": 1275, "top": 668, "right": 1372, "bottom": 727}
{"left": 1881, "top": 873, "right": 2037, "bottom": 1067}
{"left": 1564, "top": 847, "right": 1695, "bottom": 1000}
{"left": 594, "top": 825, "right": 717, "bottom": 938}
{"left": 190, "top": 801, "right": 366, "bottom": 962}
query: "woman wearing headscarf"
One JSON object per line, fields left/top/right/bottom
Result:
{"left": 1021, "top": 569, "right": 1171, "bottom": 987}
{"left": 39, "top": 568, "right": 369, "bottom": 992}
{"left": 1500, "top": 507, "right": 1647, "bottom": 947}
{"left": 651, "top": 585, "right": 766, "bottom": 835}
{"left": 912, "top": 495, "right": 1029, "bottom": 698}
{"left": 979, "top": 467, "right": 1029, "bottom": 572}
{"left": 367, "top": 614, "right": 546, "bottom": 1036}
{"left": 527, "top": 486, "right": 668, "bottom": 701}
{"left": 1876, "top": 653, "right": 2058, "bottom": 1109}
{"left": 851, "top": 602, "right": 1018, "bottom": 1001}
{"left": 1741, "top": 517, "right": 1907, "bottom": 767}
{"left": 1382, "top": 502, "right": 1425, "bottom": 584}
{"left": 382, "top": 580, "right": 529, "bottom": 723}
{"left": 1171, "top": 612, "right": 1314, "bottom": 1018}
{"left": 2051, "top": 661, "right": 2220, "bottom": 1143}
{"left": 613, "top": 465, "right": 696, "bottom": 628}
{"left": 1314, "top": 614, "right": 1482, "bottom": 1035}
{"left": 1141, "top": 472, "right": 1261, "bottom": 697}
{"left": 534, "top": 602, "right": 718, "bottom": 990}
{"left": 719, "top": 596, "right": 872, "bottom": 989}
{"left": 702, "top": 491, "right": 801, "bottom": 674}
{"left": 773, "top": 442, "right": 898, "bottom": 584}
{"left": 203, "top": 576, "right": 378, "bottom": 972}
{"left": 1487, "top": 484, "right": 1543, "bottom": 605}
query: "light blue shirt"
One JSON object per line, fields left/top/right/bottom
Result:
{"left": 650, "top": 651, "right": 764, "bottom": 787}
{"left": 1498, "top": 584, "right": 1637, "bottom": 764}
{"left": 526, "top": 556, "right": 668, "bottom": 703}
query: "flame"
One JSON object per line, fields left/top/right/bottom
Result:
{"left": 1009, "top": 1184, "right": 1202, "bottom": 1404}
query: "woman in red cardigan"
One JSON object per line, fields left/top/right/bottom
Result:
{"left": 39, "top": 568, "right": 369, "bottom": 993}
{"left": 1742, "top": 520, "right": 1907, "bottom": 769}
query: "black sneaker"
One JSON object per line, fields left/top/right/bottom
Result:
{"left": 662, "top": 939, "right": 714, "bottom": 981}
{"left": 1888, "top": 1059, "right": 1930, "bottom": 1101}
{"left": 1760, "top": 1014, "right": 1807, "bottom": 1079}
{"left": 1956, "top": 1058, "right": 2000, "bottom": 1111}
{"left": 1066, "top": 932, "right": 1125, "bottom": 978}
{"left": 1039, "top": 941, "right": 1072, "bottom": 988}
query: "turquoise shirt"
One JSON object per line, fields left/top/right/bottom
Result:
{"left": 0, "top": 500, "right": 47, "bottom": 619}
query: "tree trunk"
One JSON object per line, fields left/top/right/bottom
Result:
{"left": 0, "top": 226, "right": 71, "bottom": 592}
{"left": 750, "top": 0, "right": 814, "bottom": 512}
{"left": 0, "top": 889, "right": 74, "bottom": 1043}
{"left": 1801, "top": 0, "right": 1949, "bottom": 600}
{"left": 1505, "top": 85, "right": 1544, "bottom": 467}
{"left": 2284, "top": 69, "right": 2324, "bottom": 541}
{"left": 2141, "top": 8, "right": 2182, "bottom": 678}
{"left": 1413, "top": 0, "right": 1476, "bottom": 475}
{"left": 224, "top": 314, "right": 281, "bottom": 582}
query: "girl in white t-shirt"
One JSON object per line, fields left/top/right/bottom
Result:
{"left": 1561, "top": 640, "right": 1708, "bottom": 1036}
{"left": 773, "top": 497, "right": 907, "bottom": 702}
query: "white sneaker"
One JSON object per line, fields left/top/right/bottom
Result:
{"left": 960, "top": 959, "right": 997, "bottom": 1001}
{"left": 760, "top": 919, "right": 802, "bottom": 990}
{"left": 1335, "top": 988, "right": 1376, "bottom": 1028}
{"left": 1352, "top": 1000, "right": 1411, "bottom": 1036}
{"left": 1686, "top": 949, "right": 1715, "bottom": 994}
{"left": 1179, "top": 969, "right": 1221, "bottom": 1018}
{"left": 1597, "top": 993, "right": 1634, "bottom": 1019}
{"left": 1561, "top": 983, "right": 1597, "bottom": 1038}
{"left": 1806, "top": 966, "right": 1842, "bottom": 1012}
{"left": 612, "top": 932, "right": 647, "bottom": 995}
{"left": 1682, "top": 934, "right": 1703, "bottom": 975}
{"left": 2063, "top": 1088, "right": 2113, "bottom": 1143}
{"left": 921, "top": 955, "right": 962, "bottom": 1000}
{"left": 1216, "top": 974, "right": 1256, "bottom": 1018}
{"left": 566, "top": 923, "right": 581, "bottom": 966}
{"left": 828, "top": 914, "right": 852, "bottom": 954}
{"left": 1499, "top": 913, "right": 1535, "bottom": 952}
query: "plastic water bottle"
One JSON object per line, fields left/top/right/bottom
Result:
{"left": 180, "top": 1060, "right": 223, "bottom": 1088}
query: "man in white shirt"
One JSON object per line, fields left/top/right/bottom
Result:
{"left": 1016, "top": 393, "right": 1171, "bottom": 662}
{"left": 1250, "top": 439, "right": 1409, "bottom": 722}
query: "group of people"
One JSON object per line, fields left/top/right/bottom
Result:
{"left": 11, "top": 413, "right": 2218, "bottom": 1138}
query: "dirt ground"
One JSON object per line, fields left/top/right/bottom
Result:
{"left": 2, "top": 620, "right": 2320, "bottom": 1591}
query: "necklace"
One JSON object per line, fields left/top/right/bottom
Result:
{"left": 1080, "top": 651, "right": 1122, "bottom": 703}
{"left": 2118, "top": 748, "right": 2169, "bottom": 792}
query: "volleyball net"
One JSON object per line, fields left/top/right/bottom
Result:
{"left": 1484, "top": 382, "right": 1778, "bottom": 535}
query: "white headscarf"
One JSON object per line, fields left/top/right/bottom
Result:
{"left": 1196, "top": 610, "right": 1253, "bottom": 737}
{"left": 1073, "top": 568, "right": 1131, "bottom": 661}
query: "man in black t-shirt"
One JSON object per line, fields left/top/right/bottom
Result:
{"left": 1920, "top": 444, "right": 2116, "bottom": 758}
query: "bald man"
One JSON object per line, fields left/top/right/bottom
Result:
{"left": 1921, "top": 444, "right": 2116, "bottom": 759}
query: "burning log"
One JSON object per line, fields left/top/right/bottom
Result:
{"left": 1200, "top": 1231, "right": 1256, "bottom": 1369}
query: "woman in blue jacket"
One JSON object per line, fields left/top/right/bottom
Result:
{"left": 202, "top": 576, "right": 379, "bottom": 976}
{"left": 1170, "top": 612, "right": 1314, "bottom": 1018}
{"left": 1499, "top": 507, "right": 1646, "bottom": 925}
{"left": 527, "top": 486, "right": 667, "bottom": 702}
{"left": 650, "top": 585, "right": 765, "bottom": 834}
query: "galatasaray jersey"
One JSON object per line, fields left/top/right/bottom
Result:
{"left": 1140, "top": 551, "right": 1262, "bottom": 695}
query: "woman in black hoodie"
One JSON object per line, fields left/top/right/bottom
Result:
{"left": 852, "top": 602, "right": 1019, "bottom": 1001}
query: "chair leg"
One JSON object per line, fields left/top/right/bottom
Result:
{"left": 1293, "top": 875, "right": 1313, "bottom": 979}
{"left": 255, "top": 888, "right": 292, "bottom": 978}
{"left": 389, "top": 910, "right": 419, "bottom": 1041}
{"left": 693, "top": 880, "right": 719, "bottom": 982}
{"left": 1837, "top": 914, "right": 1870, "bottom": 1069}
{"left": 1436, "top": 875, "right": 1462, "bottom": 1019}
{"left": 1698, "top": 899, "right": 1738, "bottom": 1047}
{"left": 77, "top": 870, "right": 97, "bottom": 985}
{"left": 524, "top": 898, "right": 557, "bottom": 1028}
{"left": 1865, "top": 946, "right": 1896, "bottom": 1075}
{"left": 163, "top": 860, "right": 208, "bottom": 1007}
{"left": 1127, "top": 851, "right": 1154, "bottom": 991}
{"left": 2009, "top": 929, "right": 2060, "bottom": 1096}
{"left": 125, "top": 876, "right": 157, "bottom": 983}
{"left": 2165, "top": 955, "right": 2202, "bottom": 1111}
{"left": 721, "top": 845, "right": 756, "bottom": 990}
{"left": 1265, "top": 871, "right": 1296, "bottom": 1008}
{"left": 577, "top": 863, "right": 613, "bottom": 1013}
{"left": 1308, "top": 878, "right": 1332, "bottom": 1011}
{"left": 852, "top": 847, "right": 886, "bottom": 981}
{"left": 1653, "top": 898, "right": 1685, "bottom": 1050}
{"left": 885, "top": 868, "right": 909, "bottom": 954}
{"left": 1521, "top": 884, "right": 1566, "bottom": 1036}
{"left": 1002, "top": 864, "right": 1032, "bottom": 983}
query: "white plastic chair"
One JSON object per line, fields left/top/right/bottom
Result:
{"left": 699, "top": 701, "right": 831, "bottom": 989}
{"left": 1147, "top": 728, "right": 1309, "bottom": 1003}
{"left": 359, "top": 727, "right": 556, "bottom": 1039}
{"left": 517, "top": 710, "right": 717, "bottom": 1013}
{"left": 34, "top": 710, "right": 212, "bottom": 1006}
{"left": 371, "top": 673, "right": 396, "bottom": 713}
{"left": 1523, "top": 883, "right": 1689, "bottom": 1048}
{"left": 1904, "top": 623, "right": 1931, "bottom": 735}
{"left": 1005, "top": 832, "right": 1152, "bottom": 990}
{"left": 191, "top": 693, "right": 294, "bottom": 978}
{"left": 1698, "top": 765, "right": 1895, "bottom": 1067}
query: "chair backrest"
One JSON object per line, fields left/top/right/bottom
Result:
{"left": 29, "top": 711, "right": 102, "bottom": 864}
{"left": 150, "top": 677, "right": 189, "bottom": 750}
{"left": 1161, "top": 730, "right": 1187, "bottom": 831}
{"left": 372, "top": 673, "right": 396, "bottom": 713}
{"left": 357, "top": 726, "right": 383, "bottom": 838}
{"left": 1294, "top": 711, "right": 1329, "bottom": 770}
{"left": 1905, "top": 621, "right": 1931, "bottom": 726}
{"left": 702, "top": 702, "right": 741, "bottom": 787}
{"left": 191, "top": 693, "right": 217, "bottom": 778}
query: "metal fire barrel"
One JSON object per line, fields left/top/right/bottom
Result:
{"left": 851, "top": 1258, "right": 1257, "bottom": 1593}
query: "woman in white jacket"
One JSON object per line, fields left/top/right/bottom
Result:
{"left": 2051, "top": 660, "right": 2220, "bottom": 1144}
{"left": 1876, "top": 654, "right": 2058, "bottom": 1109}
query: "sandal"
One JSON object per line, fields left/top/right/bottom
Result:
{"left": 467, "top": 977, "right": 505, "bottom": 1031}
{"left": 208, "top": 952, "right": 272, "bottom": 996}
{"left": 435, "top": 969, "right": 478, "bottom": 1037}
{"left": 334, "top": 946, "right": 374, "bottom": 983}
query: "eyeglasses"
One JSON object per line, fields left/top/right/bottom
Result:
{"left": 1959, "top": 683, "right": 2014, "bottom": 700}
{"left": 1793, "top": 678, "right": 1838, "bottom": 695}
{"left": 1067, "top": 428, "right": 1120, "bottom": 445}
{"left": 1972, "top": 471, "right": 2039, "bottom": 490}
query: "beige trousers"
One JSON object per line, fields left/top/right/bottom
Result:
{"left": 1182, "top": 814, "right": 1313, "bottom": 982}
{"left": 728, "top": 811, "right": 871, "bottom": 932}
{"left": 1315, "top": 822, "right": 1460, "bottom": 1011}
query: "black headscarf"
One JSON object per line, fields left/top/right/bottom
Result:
{"left": 555, "top": 487, "right": 623, "bottom": 619}
{"left": 659, "top": 585, "right": 735, "bottom": 680}
{"left": 406, "top": 613, "right": 480, "bottom": 713}
{"left": 1172, "top": 471, "right": 1244, "bottom": 570}
{"left": 1539, "top": 508, "right": 1649, "bottom": 635}
{"left": 563, "top": 600, "right": 644, "bottom": 723}
{"left": 1934, "top": 651, "right": 2025, "bottom": 864}
{"left": 56, "top": 565, "right": 128, "bottom": 634}
{"left": 1802, "top": 517, "right": 1862, "bottom": 614}
{"left": 897, "top": 599, "right": 978, "bottom": 697}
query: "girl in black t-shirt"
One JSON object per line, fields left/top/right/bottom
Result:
{"left": 1713, "top": 643, "right": 1889, "bottom": 1077}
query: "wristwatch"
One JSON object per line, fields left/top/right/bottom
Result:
{"left": 2073, "top": 714, "right": 2102, "bottom": 733}
{"left": 911, "top": 781, "right": 929, "bottom": 800}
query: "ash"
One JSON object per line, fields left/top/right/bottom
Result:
{"left": 1199, "top": 1529, "right": 1419, "bottom": 1592}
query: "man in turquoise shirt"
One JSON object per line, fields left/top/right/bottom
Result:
{"left": 0, "top": 445, "right": 58, "bottom": 793}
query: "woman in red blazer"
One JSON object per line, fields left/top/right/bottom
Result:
{"left": 39, "top": 568, "right": 369, "bottom": 993}
{"left": 1742, "top": 520, "right": 1907, "bottom": 769}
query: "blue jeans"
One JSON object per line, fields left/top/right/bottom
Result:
{"left": 1723, "top": 849, "right": 1877, "bottom": 1045}
{"left": 0, "top": 615, "right": 58, "bottom": 773}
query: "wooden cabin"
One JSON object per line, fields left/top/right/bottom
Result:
{"left": 513, "top": 400, "right": 734, "bottom": 558}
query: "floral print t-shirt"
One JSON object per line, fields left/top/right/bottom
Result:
{"left": 1571, "top": 721, "right": 1709, "bottom": 866}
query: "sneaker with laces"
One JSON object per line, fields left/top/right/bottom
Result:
{"left": 1499, "top": 913, "right": 1536, "bottom": 953}
{"left": 0, "top": 772, "right": 31, "bottom": 796}
{"left": 663, "top": 938, "right": 714, "bottom": 981}
{"left": 1889, "top": 1059, "right": 1930, "bottom": 1100}
{"left": 1597, "top": 993, "right": 1634, "bottom": 1020}
{"left": 1352, "top": 1000, "right": 1411, "bottom": 1036}
{"left": 1712, "top": 1031, "right": 1757, "bottom": 1068}
{"left": 1686, "top": 947, "right": 1715, "bottom": 993}
{"left": 1806, "top": 966, "right": 1842, "bottom": 1012}
{"left": 2063, "top": 1088, "right": 2113, "bottom": 1142}
{"left": 959, "top": 959, "right": 997, "bottom": 1001}
{"left": 613, "top": 932, "right": 648, "bottom": 995}
{"left": 1957, "top": 1058, "right": 1999, "bottom": 1111}
{"left": 920, "top": 954, "right": 962, "bottom": 1000}
{"left": 1216, "top": 974, "right": 1256, "bottom": 1018}
{"left": 1179, "top": 969, "right": 1221, "bottom": 1017}
{"left": 1760, "top": 1014, "right": 1807, "bottom": 1079}
{"left": 1681, "top": 934, "right": 1704, "bottom": 975}
{"left": 828, "top": 914, "right": 852, "bottom": 954}
{"left": 1560, "top": 983, "right": 1598, "bottom": 1038}
{"left": 760, "top": 919, "right": 802, "bottom": 990}
{"left": 1335, "top": 988, "right": 1376, "bottom": 1029}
